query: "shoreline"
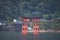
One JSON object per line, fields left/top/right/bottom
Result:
{"left": 0, "top": 30, "right": 60, "bottom": 32}
{"left": 28, "top": 30, "right": 60, "bottom": 33}
{"left": 39, "top": 30, "right": 60, "bottom": 32}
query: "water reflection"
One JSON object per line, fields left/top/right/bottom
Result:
{"left": 1, "top": 31, "right": 60, "bottom": 40}
{"left": 22, "top": 33, "right": 39, "bottom": 40}
{"left": 22, "top": 31, "right": 27, "bottom": 40}
{"left": 34, "top": 35, "right": 38, "bottom": 40}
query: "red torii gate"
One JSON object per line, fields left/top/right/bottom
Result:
{"left": 20, "top": 17, "right": 40, "bottom": 35}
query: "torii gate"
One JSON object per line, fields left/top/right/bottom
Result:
{"left": 20, "top": 16, "right": 40, "bottom": 35}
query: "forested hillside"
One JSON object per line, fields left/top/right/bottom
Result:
{"left": 0, "top": 0, "right": 60, "bottom": 20}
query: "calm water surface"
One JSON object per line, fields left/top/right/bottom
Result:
{"left": 0, "top": 31, "right": 60, "bottom": 40}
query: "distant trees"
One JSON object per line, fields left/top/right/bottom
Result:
{"left": 51, "top": 18, "right": 60, "bottom": 30}
{"left": 0, "top": 0, "right": 59, "bottom": 20}
{"left": 39, "top": 18, "right": 60, "bottom": 30}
